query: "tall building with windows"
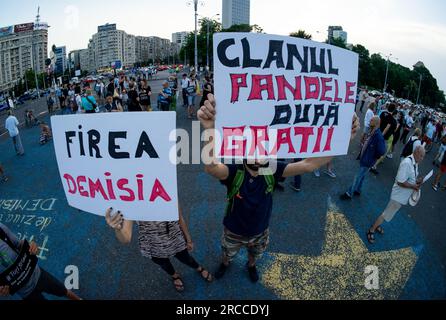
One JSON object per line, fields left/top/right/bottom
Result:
{"left": 50, "top": 46, "right": 66, "bottom": 75}
{"left": 0, "top": 21, "right": 48, "bottom": 92}
{"left": 222, "top": 0, "right": 250, "bottom": 29}
{"left": 172, "top": 31, "right": 189, "bottom": 48}
{"left": 328, "top": 26, "right": 348, "bottom": 43}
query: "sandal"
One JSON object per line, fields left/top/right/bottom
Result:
{"left": 197, "top": 267, "right": 213, "bottom": 283}
{"left": 367, "top": 230, "right": 376, "bottom": 244}
{"left": 172, "top": 275, "right": 185, "bottom": 292}
{"left": 375, "top": 226, "right": 385, "bottom": 235}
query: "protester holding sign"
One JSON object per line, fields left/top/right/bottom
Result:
{"left": 105, "top": 207, "right": 213, "bottom": 292}
{"left": 197, "top": 93, "right": 359, "bottom": 282}
{"left": 367, "top": 146, "right": 425, "bottom": 244}
{"left": 0, "top": 223, "right": 81, "bottom": 300}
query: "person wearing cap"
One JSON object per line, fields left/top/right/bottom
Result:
{"left": 367, "top": 146, "right": 426, "bottom": 244}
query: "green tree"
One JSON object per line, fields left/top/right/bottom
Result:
{"left": 289, "top": 30, "right": 312, "bottom": 40}
{"left": 328, "top": 37, "right": 347, "bottom": 49}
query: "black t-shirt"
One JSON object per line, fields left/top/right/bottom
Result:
{"left": 107, "top": 82, "right": 115, "bottom": 95}
{"left": 139, "top": 87, "right": 151, "bottom": 106}
{"left": 380, "top": 111, "right": 397, "bottom": 140}
{"left": 441, "top": 145, "right": 446, "bottom": 166}
{"left": 62, "top": 88, "right": 69, "bottom": 97}
{"left": 220, "top": 162, "right": 288, "bottom": 237}
{"left": 104, "top": 102, "right": 119, "bottom": 112}
{"left": 127, "top": 89, "right": 140, "bottom": 112}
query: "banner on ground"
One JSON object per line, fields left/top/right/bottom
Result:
{"left": 213, "top": 33, "right": 359, "bottom": 159}
{"left": 51, "top": 112, "right": 179, "bottom": 221}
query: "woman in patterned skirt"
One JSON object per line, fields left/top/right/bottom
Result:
{"left": 105, "top": 207, "right": 213, "bottom": 292}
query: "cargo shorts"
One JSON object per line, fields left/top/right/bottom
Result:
{"left": 221, "top": 228, "right": 270, "bottom": 262}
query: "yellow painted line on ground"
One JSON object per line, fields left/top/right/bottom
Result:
{"left": 262, "top": 210, "right": 418, "bottom": 300}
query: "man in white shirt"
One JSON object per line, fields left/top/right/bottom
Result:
{"left": 180, "top": 73, "right": 190, "bottom": 107}
{"left": 367, "top": 146, "right": 425, "bottom": 244}
{"left": 4, "top": 110, "right": 24, "bottom": 156}
{"left": 357, "top": 89, "right": 368, "bottom": 113}
{"left": 363, "top": 102, "right": 376, "bottom": 135}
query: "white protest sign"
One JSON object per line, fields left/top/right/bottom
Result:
{"left": 213, "top": 33, "right": 359, "bottom": 159}
{"left": 51, "top": 112, "right": 178, "bottom": 221}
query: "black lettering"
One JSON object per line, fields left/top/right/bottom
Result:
{"left": 135, "top": 132, "right": 159, "bottom": 159}
{"left": 310, "top": 47, "right": 327, "bottom": 74}
{"left": 294, "top": 104, "right": 311, "bottom": 124}
{"left": 217, "top": 38, "right": 239, "bottom": 67}
{"left": 88, "top": 130, "right": 102, "bottom": 158}
{"left": 65, "top": 131, "right": 76, "bottom": 158}
{"left": 327, "top": 50, "right": 339, "bottom": 75}
{"left": 311, "top": 104, "right": 326, "bottom": 126}
{"left": 270, "top": 105, "right": 292, "bottom": 126}
{"left": 78, "top": 125, "right": 85, "bottom": 156}
{"left": 286, "top": 45, "right": 308, "bottom": 72}
{"left": 263, "top": 40, "right": 285, "bottom": 69}
{"left": 109, "top": 132, "right": 130, "bottom": 159}
{"left": 242, "top": 37, "right": 262, "bottom": 68}
{"left": 323, "top": 104, "right": 339, "bottom": 126}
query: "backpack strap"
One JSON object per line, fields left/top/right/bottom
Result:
{"left": 225, "top": 169, "right": 245, "bottom": 216}
{"left": 262, "top": 169, "right": 276, "bottom": 194}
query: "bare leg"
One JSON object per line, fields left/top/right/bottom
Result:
{"left": 66, "top": 290, "right": 82, "bottom": 301}
{"left": 370, "top": 215, "right": 386, "bottom": 233}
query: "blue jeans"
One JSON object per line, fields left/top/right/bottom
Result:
{"left": 347, "top": 166, "right": 369, "bottom": 196}
{"left": 12, "top": 134, "right": 24, "bottom": 155}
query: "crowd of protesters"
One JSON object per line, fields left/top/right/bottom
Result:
{"left": 1, "top": 69, "right": 445, "bottom": 299}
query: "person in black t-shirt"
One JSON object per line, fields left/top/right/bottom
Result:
{"left": 127, "top": 83, "right": 141, "bottom": 112}
{"left": 197, "top": 94, "right": 360, "bottom": 283}
{"left": 139, "top": 80, "right": 152, "bottom": 111}
{"left": 371, "top": 103, "right": 397, "bottom": 175}
{"left": 388, "top": 111, "right": 405, "bottom": 159}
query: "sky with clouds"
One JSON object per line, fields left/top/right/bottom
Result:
{"left": 1, "top": 0, "right": 445, "bottom": 92}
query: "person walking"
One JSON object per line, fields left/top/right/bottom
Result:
{"left": 367, "top": 146, "right": 426, "bottom": 244}
{"left": 340, "top": 116, "right": 386, "bottom": 200}
{"left": 5, "top": 111, "right": 24, "bottom": 156}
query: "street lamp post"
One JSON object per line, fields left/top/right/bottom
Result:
{"left": 416, "top": 73, "right": 422, "bottom": 105}
{"left": 193, "top": 0, "right": 198, "bottom": 74}
{"left": 199, "top": 14, "right": 220, "bottom": 71}
{"left": 383, "top": 53, "right": 392, "bottom": 94}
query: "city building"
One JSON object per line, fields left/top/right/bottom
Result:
{"left": 78, "top": 49, "right": 90, "bottom": 73}
{"left": 50, "top": 46, "right": 66, "bottom": 75}
{"left": 0, "top": 21, "right": 48, "bottom": 92}
{"left": 172, "top": 31, "right": 189, "bottom": 48}
{"left": 68, "top": 49, "right": 82, "bottom": 71}
{"left": 222, "top": 0, "right": 250, "bottom": 29}
{"left": 328, "top": 26, "right": 347, "bottom": 43}
{"left": 332, "top": 29, "right": 348, "bottom": 43}
{"left": 136, "top": 36, "right": 150, "bottom": 64}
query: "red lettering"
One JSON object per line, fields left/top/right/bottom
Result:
{"left": 272, "top": 128, "right": 295, "bottom": 154}
{"left": 63, "top": 174, "right": 77, "bottom": 194}
{"left": 304, "top": 76, "right": 320, "bottom": 100}
{"left": 88, "top": 178, "right": 109, "bottom": 200}
{"left": 323, "top": 127, "right": 335, "bottom": 152}
{"left": 294, "top": 127, "right": 315, "bottom": 153}
{"left": 276, "top": 76, "right": 302, "bottom": 101}
{"left": 149, "top": 179, "right": 172, "bottom": 202}
{"left": 334, "top": 79, "right": 342, "bottom": 103}
{"left": 230, "top": 73, "right": 248, "bottom": 103}
{"left": 320, "top": 78, "right": 333, "bottom": 102}
{"left": 248, "top": 126, "right": 269, "bottom": 157}
{"left": 117, "top": 179, "right": 136, "bottom": 202}
{"left": 248, "top": 75, "right": 275, "bottom": 101}
{"left": 312, "top": 127, "right": 324, "bottom": 153}
{"left": 76, "top": 176, "right": 89, "bottom": 197}
{"left": 345, "top": 81, "right": 356, "bottom": 104}
{"left": 220, "top": 126, "right": 247, "bottom": 157}
{"left": 105, "top": 172, "right": 117, "bottom": 200}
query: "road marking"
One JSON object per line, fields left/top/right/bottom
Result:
{"left": 262, "top": 207, "right": 418, "bottom": 300}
